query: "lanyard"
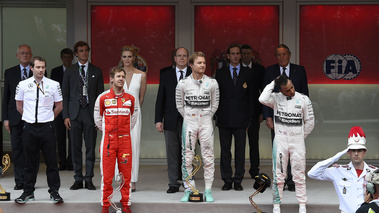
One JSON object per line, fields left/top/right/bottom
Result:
{"left": 80, "top": 66, "right": 88, "bottom": 86}
{"left": 34, "top": 80, "right": 45, "bottom": 95}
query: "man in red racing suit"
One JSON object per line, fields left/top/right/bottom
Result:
{"left": 94, "top": 67, "right": 137, "bottom": 213}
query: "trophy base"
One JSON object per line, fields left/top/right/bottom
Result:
{"left": 0, "top": 192, "right": 10, "bottom": 201}
{"left": 111, "top": 210, "right": 122, "bottom": 213}
{"left": 189, "top": 192, "right": 203, "bottom": 202}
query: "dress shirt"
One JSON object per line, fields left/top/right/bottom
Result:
{"left": 78, "top": 61, "right": 89, "bottom": 102}
{"left": 242, "top": 62, "right": 252, "bottom": 69}
{"left": 20, "top": 65, "right": 30, "bottom": 79}
{"left": 78, "top": 62, "right": 89, "bottom": 77}
{"left": 15, "top": 76, "right": 62, "bottom": 123}
{"left": 281, "top": 64, "right": 290, "bottom": 77}
{"left": 229, "top": 64, "right": 241, "bottom": 78}
{"left": 176, "top": 67, "right": 188, "bottom": 82}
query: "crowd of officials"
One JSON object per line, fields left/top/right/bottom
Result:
{"left": 2, "top": 41, "right": 378, "bottom": 213}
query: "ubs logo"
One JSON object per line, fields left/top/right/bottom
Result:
{"left": 323, "top": 54, "right": 361, "bottom": 80}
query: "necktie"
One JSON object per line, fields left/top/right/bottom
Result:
{"left": 79, "top": 65, "right": 88, "bottom": 107}
{"left": 22, "top": 68, "right": 28, "bottom": 80}
{"left": 282, "top": 67, "right": 287, "bottom": 77}
{"left": 179, "top": 70, "right": 184, "bottom": 81}
{"left": 232, "top": 67, "right": 238, "bottom": 85}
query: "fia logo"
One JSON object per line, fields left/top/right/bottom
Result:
{"left": 323, "top": 54, "right": 361, "bottom": 80}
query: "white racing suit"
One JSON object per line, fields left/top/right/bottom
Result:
{"left": 176, "top": 74, "right": 219, "bottom": 191}
{"left": 259, "top": 81, "right": 314, "bottom": 205}
{"left": 308, "top": 148, "right": 377, "bottom": 213}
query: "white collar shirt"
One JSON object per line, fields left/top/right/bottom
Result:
{"left": 281, "top": 64, "right": 290, "bottom": 77}
{"left": 15, "top": 76, "right": 62, "bottom": 123}
{"left": 176, "top": 67, "right": 188, "bottom": 82}
{"left": 19, "top": 64, "right": 30, "bottom": 79}
{"left": 78, "top": 61, "right": 89, "bottom": 77}
{"left": 242, "top": 61, "right": 252, "bottom": 69}
{"left": 229, "top": 64, "right": 241, "bottom": 77}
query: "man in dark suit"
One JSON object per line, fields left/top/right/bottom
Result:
{"left": 241, "top": 44, "right": 266, "bottom": 179}
{"left": 262, "top": 43, "right": 309, "bottom": 191}
{"left": 2, "top": 44, "right": 33, "bottom": 190}
{"left": 51, "top": 48, "right": 74, "bottom": 171}
{"left": 62, "top": 41, "right": 104, "bottom": 190}
{"left": 155, "top": 47, "right": 192, "bottom": 193}
{"left": 215, "top": 43, "right": 257, "bottom": 191}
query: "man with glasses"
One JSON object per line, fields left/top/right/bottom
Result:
{"left": 2, "top": 44, "right": 33, "bottom": 191}
{"left": 155, "top": 47, "right": 192, "bottom": 193}
{"left": 308, "top": 126, "right": 377, "bottom": 213}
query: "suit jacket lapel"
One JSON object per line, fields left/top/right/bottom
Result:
{"left": 16, "top": 66, "right": 22, "bottom": 80}
{"left": 72, "top": 63, "right": 80, "bottom": 88}
{"left": 289, "top": 63, "right": 296, "bottom": 77}
{"left": 227, "top": 65, "right": 234, "bottom": 84}
{"left": 185, "top": 66, "right": 192, "bottom": 77}
{"left": 87, "top": 63, "right": 93, "bottom": 88}
{"left": 171, "top": 68, "right": 179, "bottom": 84}
{"left": 28, "top": 69, "right": 33, "bottom": 78}
{"left": 275, "top": 64, "right": 281, "bottom": 76}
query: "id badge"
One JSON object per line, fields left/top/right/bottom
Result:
{"left": 83, "top": 85, "right": 88, "bottom": 96}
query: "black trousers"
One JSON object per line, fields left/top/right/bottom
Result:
{"left": 10, "top": 121, "right": 24, "bottom": 185}
{"left": 247, "top": 118, "right": 260, "bottom": 178}
{"left": 69, "top": 106, "right": 97, "bottom": 182}
{"left": 23, "top": 122, "right": 60, "bottom": 194}
{"left": 219, "top": 127, "right": 246, "bottom": 184}
{"left": 54, "top": 112, "right": 72, "bottom": 167}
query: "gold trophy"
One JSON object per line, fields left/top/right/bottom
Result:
{"left": 184, "top": 155, "right": 203, "bottom": 202}
{"left": 249, "top": 173, "right": 271, "bottom": 213}
{"left": 0, "top": 154, "right": 11, "bottom": 201}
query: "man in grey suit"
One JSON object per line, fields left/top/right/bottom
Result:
{"left": 155, "top": 47, "right": 192, "bottom": 193}
{"left": 62, "top": 41, "right": 104, "bottom": 190}
{"left": 2, "top": 44, "right": 33, "bottom": 190}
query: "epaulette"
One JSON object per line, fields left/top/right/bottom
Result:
{"left": 368, "top": 165, "right": 377, "bottom": 170}
{"left": 341, "top": 165, "right": 351, "bottom": 170}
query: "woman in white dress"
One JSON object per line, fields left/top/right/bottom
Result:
{"left": 120, "top": 45, "right": 147, "bottom": 192}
